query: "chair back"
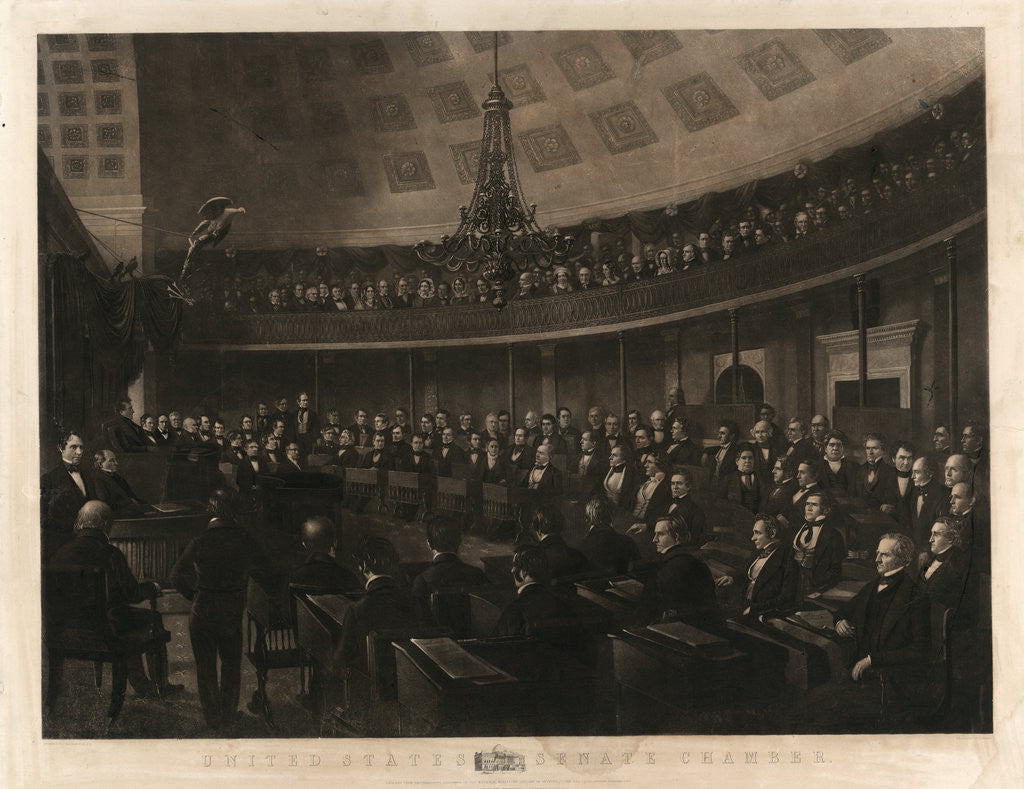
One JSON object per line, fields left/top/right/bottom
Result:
{"left": 44, "top": 566, "right": 111, "bottom": 636}
{"left": 430, "top": 586, "right": 491, "bottom": 639}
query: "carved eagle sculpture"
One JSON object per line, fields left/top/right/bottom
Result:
{"left": 178, "top": 196, "right": 246, "bottom": 285}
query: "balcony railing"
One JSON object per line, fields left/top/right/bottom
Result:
{"left": 183, "top": 165, "right": 985, "bottom": 348}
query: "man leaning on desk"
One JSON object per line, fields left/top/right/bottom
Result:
{"left": 641, "top": 515, "right": 720, "bottom": 630}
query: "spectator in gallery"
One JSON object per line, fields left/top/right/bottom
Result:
{"left": 353, "top": 283, "right": 376, "bottom": 311}
{"left": 623, "top": 255, "right": 651, "bottom": 283}
{"left": 449, "top": 276, "right": 471, "bottom": 305}
{"left": 720, "top": 233, "right": 737, "bottom": 261}
{"left": 436, "top": 281, "right": 452, "bottom": 306}
{"left": 393, "top": 277, "right": 413, "bottom": 308}
{"left": 268, "top": 288, "right": 286, "bottom": 313}
{"left": 303, "top": 285, "right": 321, "bottom": 312}
{"left": 650, "top": 249, "right": 670, "bottom": 276}
{"left": 475, "top": 278, "right": 490, "bottom": 303}
{"left": 599, "top": 261, "right": 621, "bottom": 286}
{"left": 551, "top": 266, "right": 574, "bottom": 295}
{"left": 415, "top": 278, "right": 438, "bottom": 308}
{"left": 515, "top": 271, "right": 537, "bottom": 299}
{"left": 576, "top": 266, "right": 598, "bottom": 290}
{"left": 376, "top": 279, "right": 394, "bottom": 309}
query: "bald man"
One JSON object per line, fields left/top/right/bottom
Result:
{"left": 49, "top": 501, "right": 180, "bottom": 698}
{"left": 290, "top": 516, "right": 361, "bottom": 592}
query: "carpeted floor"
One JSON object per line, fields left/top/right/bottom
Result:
{"left": 42, "top": 507, "right": 517, "bottom": 739}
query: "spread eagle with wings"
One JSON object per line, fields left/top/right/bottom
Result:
{"left": 171, "top": 197, "right": 246, "bottom": 300}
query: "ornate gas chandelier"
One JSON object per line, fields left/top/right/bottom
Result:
{"left": 414, "top": 33, "right": 574, "bottom": 309}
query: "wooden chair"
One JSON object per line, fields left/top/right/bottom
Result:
{"left": 44, "top": 566, "right": 170, "bottom": 727}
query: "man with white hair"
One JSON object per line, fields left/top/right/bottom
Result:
{"left": 522, "top": 410, "right": 541, "bottom": 448}
{"left": 835, "top": 533, "right": 930, "bottom": 685}
{"left": 50, "top": 500, "right": 181, "bottom": 699}
{"left": 649, "top": 410, "right": 668, "bottom": 449}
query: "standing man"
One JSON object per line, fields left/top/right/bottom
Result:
{"left": 171, "top": 490, "right": 269, "bottom": 731}
{"left": 41, "top": 428, "right": 95, "bottom": 560}
{"left": 109, "top": 398, "right": 148, "bottom": 453}
{"left": 292, "top": 392, "right": 320, "bottom": 455}
{"left": 892, "top": 442, "right": 917, "bottom": 533}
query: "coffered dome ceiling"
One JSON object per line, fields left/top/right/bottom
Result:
{"left": 132, "top": 29, "right": 983, "bottom": 248}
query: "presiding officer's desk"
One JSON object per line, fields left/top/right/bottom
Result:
{"left": 394, "top": 635, "right": 607, "bottom": 736}
{"left": 109, "top": 501, "right": 207, "bottom": 586}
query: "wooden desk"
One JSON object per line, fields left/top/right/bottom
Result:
{"left": 109, "top": 503, "right": 208, "bottom": 585}
{"left": 394, "top": 636, "right": 607, "bottom": 736}
{"left": 574, "top": 577, "right": 643, "bottom": 628}
{"left": 610, "top": 625, "right": 749, "bottom": 734}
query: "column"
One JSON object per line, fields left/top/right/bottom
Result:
{"left": 408, "top": 349, "right": 416, "bottom": 422}
{"left": 421, "top": 350, "right": 439, "bottom": 415}
{"left": 507, "top": 344, "right": 516, "bottom": 425}
{"left": 856, "top": 274, "right": 868, "bottom": 407}
{"left": 945, "top": 237, "right": 959, "bottom": 449}
{"left": 792, "top": 304, "right": 813, "bottom": 417}
{"left": 618, "top": 332, "right": 627, "bottom": 417}
{"left": 661, "top": 327, "right": 681, "bottom": 405}
{"left": 729, "top": 309, "right": 740, "bottom": 404}
{"left": 539, "top": 343, "right": 558, "bottom": 416}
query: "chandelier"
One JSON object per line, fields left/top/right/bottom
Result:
{"left": 414, "top": 33, "right": 574, "bottom": 309}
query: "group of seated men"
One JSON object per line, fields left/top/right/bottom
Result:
{"left": 190, "top": 117, "right": 981, "bottom": 316}
{"left": 41, "top": 381, "right": 990, "bottom": 731}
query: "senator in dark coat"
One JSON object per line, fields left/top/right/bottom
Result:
{"left": 41, "top": 430, "right": 95, "bottom": 559}
{"left": 579, "top": 497, "right": 641, "bottom": 575}
{"left": 644, "top": 515, "right": 720, "bottom": 629}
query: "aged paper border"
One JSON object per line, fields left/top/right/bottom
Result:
{"left": 2, "top": 1, "right": 1022, "bottom": 786}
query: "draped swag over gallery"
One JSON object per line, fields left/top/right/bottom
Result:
{"left": 153, "top": 78, "right": 983, "bottom": 282}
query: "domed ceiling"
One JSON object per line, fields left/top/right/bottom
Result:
{"left": 132, "top": 29, "right": 983, "bottom": 248}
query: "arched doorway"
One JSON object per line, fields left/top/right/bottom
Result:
{"left": 715, "top": 364, "right": 765, "bottom": 404}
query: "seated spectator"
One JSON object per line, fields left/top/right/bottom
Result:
{"left": 822, "top": 429, "right": 858, "bottom": 493}
{"left": 92, "top": 450, "right": 149, "bottom": 516}
{"left": 665, "top": 417, "right": 700, "bottom": 466}
{"left": 790, "top": 490, "right": 846, "bottom": 596}
{"left": 376, "top": 279, "right": 394, "bottom": 309}
{"left": 290, "top": 516, "right": 361, "bottom": 592}
{"left": 435, "top": 281, "right": 451, "bottom": 305}
{"left": 449, "top": 276, "right": 471, "bottom": 305}
{"left": 580, "top": 496, "right": 640, "bottom": 575}
{"left": 550, "top": 267, "right": 574, "bottom": 295}
{"left": 718, "top": 514, "right": 796, "bottom": 617}
{"left": 415, "top": 278, "right": 438, "bottom": 308}
{"left": 576, "top": 266, "right": 598, "bottom": 291}
{"left": 336, "top": 537, "right": 420, "bottom": 673}
{"left": 493, "top": 545, "right": 578, "bottom": 637}
{"left": 411, "top": 518, "right": 488, "bottom": 620}
{"left": 642, "top": 515, "right": 720, "bottom": 628}
{"left": 522, "top": 445, "right": 562, "bottom": 494}
{"left": 526, "top": 504, "right": 590, "bottom": 579}
{"left": 281, "top": 442, "right": 304, "bottom": 473}
{"left": 917, "top": 516, "right": 971, "bottom": 613}
{"left": 679, "top": 244, "right": 698, "bottom": 269}
{"left": 474, "top": 278, "right": 490, "bottom": 303}
{"left": 654, "top": 249, "right": 675, "bottom": 276}
{"left": 599, "top": 261, "right": 621, "bottom": 286}
{"left": 835, "top": 533, "right": 929, "bottom": 688}
{"left": 696, "top": 231, "right": 719, "bottom": 263}
{"left": 354, "top": 283, "right": 378, "bottom": 311}
{"left": 50, "top": 501, "right": 181, "bottom": 698}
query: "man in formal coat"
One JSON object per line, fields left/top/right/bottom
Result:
{"left": 253, "top": 403, "right": 272, "bottom": 439}
{"left": 168, "top": 411, "right": 186, "bottom": 443}
{"left": 783, "top": 418, "right": 818, "bottom": 466}
{"left": 522, "top": 445, "right": 563, "bottom": 494}
{"left": 291, "top": 392, "right": 319, "bottom": 455}
{"left": 92, "top": 450, "right": 149, "bottom": 516}
{"left": 758, "top": 403, "right": 788, "bottom": 455}
{"left": 171, "top": 490, "right": 269, "bottom": 730}
{"left": 821, "top": 430, "right": 859, "bottom": 493}
{"left": 281, "top": 442, "right": 305, "bottom": 474}
{"left": 435, "top": 426, "right": 467, "bottom": 477}
{"left": 603, "top": 445, "right": 639, "bottom": 511}
{"left": 665, "top": 417, "right": 700, "bottom": 467}
{"left": 575, "top": 430, "right": 609, "bottom": 498}
{"left": 835, "top": 533, "right": 931, "bottom": 721}
{"left": 764, "top": 456, "right": 800, "bottom": 525}
{"left": 718, "top": 514, "right": 796, "bottom": 617}
{"left": 909, "top": 456, "right": 946, "bottom": 549}
{"left": 586, "top": 406, "right": 607, "bottom": 445}
{"left": 290, "top": 516, "right": 361, "bottom": 593}
{"left": 557, "top": 407, "right": 581, "bottom": 464}
{"left": 601, "top": 414, "right": 629, "bottom": 456}
{"left": 155, "top": 414, "right": 174, "bottom": 446}
{"left": 786, "top": 458, "right": 826, "bottom": 527}
{"left": 703, "top": 420, "right": 741, "bottom": 496}
{"left": 493, "top": 546, "right": 578, "bottom": 637}
{"left": 41, "top": 428, "right": 95, "bottom": 559}
{"left": 809, "top": 414, "right": 831, "bottom": 457}
{"left": 528, "top": 504, "right": 590, "bottom": 579}
{"left": 723, "top": 445, "right": 765, "bottom": 514}
{"left": 949, "top": 482, "right": 990, "bottom": 570}
{"left": 854, "top": 433, "right": 899, "bottom": 514}
{"left": 917, "top": 516, "right": 973, "bottom": 615}
{"left": 642, "top": 515, "right": 720, "bottom": 628}
{"left": 790, "top": 490, "right": 847, "bottom": 597}
{"left": 348, "top": 409, "right": 373, "bottom": 449}
{"left": 109, "top": 398, "right": 148, "bottom": 453}
{"left": 411, "top": 518, "right": 488, "bottom": 622}
{"left": 335, "top": 537, "right": 421, "bottom": 674}
{"left": 750, "top": 420, "right": 779, "bottom": 485}
{"left": 537, "top": 414, "right": 568, "bottom": 456}
{"left": 580, "top": 496, "right": 640, "bottom": 575}
{"left": 892, "top": 442, "right": 917, "bottom": 534}
{"left": 505, "top": 427, "right": 535, "bottom": 478}
{"left": 235, "top": 439, "right": 264, "bottom": 500}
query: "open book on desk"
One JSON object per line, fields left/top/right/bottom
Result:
{"left": 607, "top": 578, "right": 645, "bottom": 599}
{"left": 150, "top": 501, "right": 192, "bottom": 514}
{"left": 787, "top": 609, "right": 836, "bottom": 632}
{"left": 410, "top": 637, "right": 514, "bottom": 683}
